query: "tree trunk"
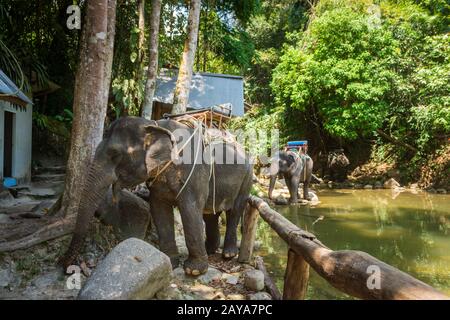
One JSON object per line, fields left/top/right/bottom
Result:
{"left": 60, "top": 0, "right": 116, "bottom": 220}
{"left": 138, "top": 0, "right": 146, "bottom": 63}
{"left": 142, "top": 0, "right": 162, "bottom": 119}
{"left": 0, "top": 0, "right": 117, "bottom": 253}
{"left": 171, "top": 0, "right": 201, "bottom": 115}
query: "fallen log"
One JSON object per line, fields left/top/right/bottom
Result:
{"left": 255, "top": 256, "right": 282, "bottom": 300}
{"left": 0, "top": 216, "right": 75, "bottom": 252}
{"left": 247, "top": 195, "right": 449, "bottom": 300}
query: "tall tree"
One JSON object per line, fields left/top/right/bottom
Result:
{"left": 142, "top": 0, "right": 162, "bottom": 119}
{"left": 61, "top": 0, "right": 117, "bottom": 220}
{"left": 138, "top": 0, "right": 146, "bottom": 63}
{"left": 0, "top": 0, "right": 117, "bottom": 252}
{"left": 171, "top": 0, "right": 201, "bottom": 114}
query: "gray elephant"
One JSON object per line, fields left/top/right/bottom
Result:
{"left": 327, "top": 149, "right": 350, "bottom": 182}
{"left": 60, "top": 116, "right": 253, "bottom": 276}
{"left": 268, "top": 151, "right": 313, "bottom": 203}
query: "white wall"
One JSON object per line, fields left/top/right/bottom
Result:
{"left": 0, "top": 100, "right": 33, "bottom": 183}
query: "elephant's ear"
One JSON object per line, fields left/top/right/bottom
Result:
{"left": 143, "top": 125, "right": 179, "bottom": 173}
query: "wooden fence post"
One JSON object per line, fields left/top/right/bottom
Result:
{"left": 283, "top": 248, "right": 310, "bottom": 300}
{"left": 238, "top": 204, "right": 259, "bottom": 263}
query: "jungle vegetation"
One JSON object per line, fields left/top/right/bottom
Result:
{"left": 0, "top": 0, "right": 449, "bottom": 186}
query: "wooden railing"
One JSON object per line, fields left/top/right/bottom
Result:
{"left": 238, "top": 195, "right": 449, "bottom": 300}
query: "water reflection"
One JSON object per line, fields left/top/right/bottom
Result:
{"left": 256, "top": 190, "right": 450, "bottom": 299}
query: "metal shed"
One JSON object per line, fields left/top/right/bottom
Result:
{"left": 152, "top": 69, "right": 244, "bottom": 119}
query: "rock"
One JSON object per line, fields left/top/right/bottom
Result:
{"left": 32, "top": 269, "right": 63, "bottom": 288}
{"left": 354, "top": 184, "right": 363, "bottom": 189}
{"left": 227, "top": 294, "right": 245, "bottom": 300}
{"left": 436, "top": 189, "right": 447, "bottom": 194}
{"left": 0, "top": 213, "right": 11, "bottom": 224}
{"left": 189, "top": 283, "right": 217, "bottom": 300}
{"left": 410, "top": 183, "right": 419, "bottom": 189}
{"left": 0, "top": 190, "right": 15, "bottom": 206}
{"left": 155, "top": 284, "right": 183, "bottom": 300}
{"left": 426, "top": 188, "right": 437, "bottom": 194}
{"left": 244, "top": 270, "right": 264, "bottom": 292}
{"left": 384, "top": 178, "right": 400, "bottom": 189}
{"left": 374, "top": 181, "right": 383, "bottom": 189}
{"left": 364, "top": 184, "right": 373, "bottom": 190}
{"left": 197, "top": 267, "right": 222, "bottom": 285}
{"left": 248, "top": 292, "right": 272, "bottom": 300}
{"left": 308, "top": 191, "right": 319, "bottom": 202}
{"left": 222, "top": 273, "right": 239, "bottom": 285}
{"left": 274, "top": 195, "right": 288, "bottom": 205}
{"left": 78, "top": 238, "right": 172, "bottom": 300}
{"left": 0, "top": 268, "right": 12, "bottom": 288}
{"left": 173, "top": 267, "right": 188, "bottom": 282}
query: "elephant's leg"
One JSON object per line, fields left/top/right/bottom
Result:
{"left": 303, "top": 180, "right": 310, "bottom": 200}
{"left": 149, "top": 199, "right": 179, "bottom": 268}
{"left": 178, "top": 200, "right": 209, "bottom": 275}
{"left": 223, "top": 196, "right": 246, "bottom": 259}
{"left": 204, "top": 213, "right": 220, "bottom": 255}
{"left": 285, "top": 175, "right": 299, "bottom": 203}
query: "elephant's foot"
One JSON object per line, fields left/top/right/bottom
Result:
{"left": 183, "top": 257, "right": 208, "bottom": 276}
{"left": 222, "top": 245, "right": 238, "bottom": 259}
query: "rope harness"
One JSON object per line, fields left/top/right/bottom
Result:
{"left": 147, "top": 115, "right": 236, "bottom": 214}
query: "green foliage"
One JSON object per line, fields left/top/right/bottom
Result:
{"left": 272, "top": 6, "right": 397, "bottom": 140}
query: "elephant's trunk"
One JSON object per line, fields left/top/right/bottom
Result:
{"left": 268, "top": 174, "right": 277, "bottom": 199}
{"left": 60, "top": 161, "right": 116, "bottom": 269}
{"left": 268, "top": 160, "right": 279, "bottom": 199}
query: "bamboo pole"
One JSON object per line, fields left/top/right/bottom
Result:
{"left": 238, "top": 204, "right": 259, "bottom": 263}
{"left": 247, "top": 195, "right": 449, "bottom": 300}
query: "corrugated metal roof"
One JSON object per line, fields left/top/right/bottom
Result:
{"left": 154, "top": 69, "right": 244, "bottom": 116}
{"left": 0, "top": 69, "right": 33, "bottom": 107}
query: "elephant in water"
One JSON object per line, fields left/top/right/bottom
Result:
{"left": 268, "top": 150, "right": 314, "bottom": 203}
{"left": 60, "top": 116, "right": 253, "bottom": 276}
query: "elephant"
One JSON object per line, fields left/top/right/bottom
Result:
{"left": 327, "top": 149, "right": 350, "bottom": 182}
{"left": 59, "top": 116, "right": 253, "bottom": 276}
{"left": 268, "top": 151, "right": 313, "bottom": 203}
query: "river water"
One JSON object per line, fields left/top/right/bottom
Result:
{"left": 255, "top": 189, "right": 450, "bottom": 299}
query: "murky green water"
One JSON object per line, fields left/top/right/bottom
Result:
{"left": 255, "top": 189, "right": 450, "bottom": 299}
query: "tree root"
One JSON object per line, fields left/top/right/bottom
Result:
{"left": 0, "top": 216, "right": 75, "bottom": 252}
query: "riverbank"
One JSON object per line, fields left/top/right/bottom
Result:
{"left": 0, "top": 203, "right": 274, "bottom": 300}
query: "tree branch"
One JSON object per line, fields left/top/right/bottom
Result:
{"left": 376, "top": 129, "right": 418, "bottom": 153}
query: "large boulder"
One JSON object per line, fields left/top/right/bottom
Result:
{"left": 384, "top": 178, "right": 400, "bottom": 189}
{"left": 78, "top": 238, "right": 172, "bottom": 300}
